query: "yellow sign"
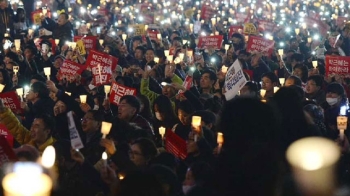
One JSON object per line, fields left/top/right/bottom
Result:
{"left": 76, "top": 40, "right": 86, "bottom": 56}
{"left": 33, "top": 13, "right": 41, "bottom": 25}
{"left": 185, "top": 9, "right": 194, "bottom": 18}
{"left": 130, "top": 24, "right": 146, "bottom": 36}
{"left": 243, "top": 23, "right": 257, "bottom": 35}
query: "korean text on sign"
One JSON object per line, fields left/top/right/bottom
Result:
{"left": 325, "top": 56, "right": 350, "bottom": 77}
{"left": 246, "top": 36, "right": 275, "bottom": 56}
{"left": 109, "top": 82, "right": 137, "bottom": 105}
{"left": 197, "top": 35, "right": 223, "bottom": 49}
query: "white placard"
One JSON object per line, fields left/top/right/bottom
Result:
{"left": 224, "top": 60, "right": 247, "bottom": 100}
{"left": 67, "top": 111, "right": 84, "bottom": 150}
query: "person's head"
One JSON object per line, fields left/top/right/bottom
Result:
{"left": 26, "top": 81, "right": 49, "bottom": 103}
{"left": 292, "top": 64, "right": 308, "bottom": 83}
{"left": 305, "top": 75, "right": 323, "bottom": 95}
{"left": 4, "top": 51, "right": 18, "bottom": 65}
{"left": 162, "top": 85, "right": 177, "bottom": 98}
{"left": 0, "top": 0, "right": 8, "bottom": 9}
{"left": 81, "top": 110, "right": 103, "bottom": 133}
{"left": 30, "top": 74, "right": 46, "bottom": 84}
{"left": 57, "top": 13, "right": 69, "bottom": 26}
{"left": 145, "top": 48, "right": 155, "bottom": 62}
{"left": 290, "top": 53, "right": 304, "bottom": 67}
{"left": 285, "top": 75, "right": 302, "bottom": 87}
{"left": 170, "top": 31, "right": 181, "bottom": 41}
{"left": 0, "top": 68, "right": 10, "bottom": 85}
{"left": 153, "top": 95, "right": 177, "bottom": 122}
{"left": 14, "top": 145, "right": 40, "bottom": 162}
{"left": 53, "top": 100, "right": 67, "bottom": 116}
{"left": 54, "top": 55, "right": 65, "bottom": 69}
{"left": 240, "top": 81, "right": 259, "bottom": 97}
{"left": 129, "top": 138, "right": 158, "bottom": 167}
{"left": 231, "top": 33, "right": 245, "bottom": 50}
{"left": 172, "top": 36, "right": 182, "bottom": 47}
{"left": 326, "top": 82, "right": 346, "bottom": 107}
{"left": 134, "top": 46, "right": 145, "bottom": 60}
{"left": 289, "top": 37, "right": 299, "bottom": 50}
{"left": 200, "top": 69, "right": 217, "bottom": 90}
{"left": 183, "top": 162, "right": 214, "bottom": 194}
{"left": 132, "top": 37, "right": 142, "bottom": 51}
{"left": 16, "top": 8, "right": 25, "bottom": 19}
{"left": 118, "top": 95, "right": 141, "bottom": 121}
{"left": 177, "top": 100, "right": 195, "bottom": 125}
{"left": 24, "top": 45, "right": 37, "bottom": 60}
{"left": 261, "top": 72, "right": 278, "bottom": 92}
{"left": 30, "top": 114, "right": 55, "bottom": 145}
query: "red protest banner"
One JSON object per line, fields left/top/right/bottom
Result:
{"left": 165, "top": 130, "right": 187, "bottom": 160}
{"left": 304, "top": 17, "right": 329, "bottom": 36}
{"left": 201, "top": 4, "right": 215, "bottom": 20}
{"left": 0, "top": 124, "right": 14, "bottom": 147}
{"left": 57, "top": 60, "right": 87, "bottom": 81}
{"left": 197, "top": 35, "right": 223, "bottom": 49}
{"left": 228, "top": 25, "right": 243, "bottom": 38}
{"left": 325, "top": 56, "right": 350, "bottom": 77}
{"left": 139, "top": 4, "right": 155, "bottom": 24}
{"left": 0, "top": 91, "right": 23, "bottom": 114}
{"left": 258, "top": 20, "right": 276, "bottom": 32}
{"left": 86, "top": 50, "right": 118, "bottom": 86}
{"left": 73, "top": 36, "right": 98, "bottom": 52}
{"left": 147, "top": 29, "right": 160, "bottom": 41}
{"left": 0, "top": 136, "right": 17, "bottom": 167}
{"left": 246, "top": 36, "right": 275, "bottom": 56}
{"left": 235, "top": 12, "right": 250, "bottom": 23}
{"left": 178, "top": 76, "right": 193, "bottom": 94}
{"left": 109, "top": 82, "right": 137, "bottom": 105}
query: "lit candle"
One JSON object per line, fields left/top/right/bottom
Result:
{"left": 28, "top": 28, "right": 34, "bottom": 36}
{"left": 86, "top": 23, "right": 91, "bottom": 29}
{"left": 55, "top": 39, "right": 59, "bottom": 45}
{"left": 179, "top": 53, "right": 184, "bottom": 60}
{"left": 159, "top": 126, "right": 166, "bottom": 139}
{"left": 308, "top": 37, "right": 312, "bottom": 43}
{"left": 13, "top": 66, "right": 19, "bottom": 76}
{"left": 71, "top": 43, "right": 76, "bottom": 50}
{"left": 0, "top": 84, "right": 4, "bottom": 93}
{"left": 104, "top": 85, "right": 111, "bottom": 99}
{"left": 101, "top": 121, "right": 112, "bottom": 138}
{"left": 164, "top": 50, "right": 170, "bottom": 57}
{"left": 279, "top": 78, "right": 285, "bottom": 85}
{"left": 274, "top": 86, "right": 279, "bottom": 93}
{"left": 182, "top": 40, "right": 187, "bottom": 45}
{"left": 286, "top": 137, "right": 340, "bottom": 196}
{"left": 312, "top": 61, "right": 318, "bottom": 68}
{"left": 225, "top": 44, "right": 230, "bottom": 51}
{"left": 41, "top": 146, "right": 56, "bottom": 168}
{"left": 154, "top": 57, "right": 159, "bottom": 63}
{"left": 145, "top": 25, "right": 148, "bottom": 31}
{"left": 222, "top": 65, "right": 228, "bottom": 73}
{"left": 80, "top": 95, "right": 87, "bottom": 103}
{"left": 157, "top": 33, "right": 162, "bottom": 40}
{"left": 260, "top": 89, "right": 266, "bottom": 98}
{"left": 295, "top": 28, "right": 300, "bottom": 35}
{"left": 192, "top": 116, "right": 201, "bottom": 128}
{"left": 4, "top": 33, "right": 9, "bottom": 37}
{"left": 189, "top": 23, "right": 193, "bottom": 32}
{"left": 14, "top": 39, "right": 20, "bottom": 51}
{"left": 337, "top": 107, "right": 348, "bottom": 141}
{"left": 65, "top": 92, "right": 71, "bottom": 96}
{"left": 122, "top": 34, "right": 127, "bottom": 41}
{"left": 44, "top": 67, "right": 51, "bottom": 80}
{"left": 211, "top": 18, "right": 216, "bottom": 26}
{"left": 99, "top": 39, "right": 104, "bottom": 46}
{"left": 102, "top": 152, "right": 108, "bottom": 168}
{"left": 42, "top": 7, "right": 47, "bottom": 15}
{"left": 16, "top": 88, "right": 23, "bottom": 101}
{"left": 217, "top": 132, "right": 224, "bottom": 154}
{"left": 278, "top": 49, "right": 284, "bottom": 56}
{"left": 186, "top": 50, "right": 193, "bottom": 57}
{"left": 168, "top": 55, "right": 173, "bottom": 63}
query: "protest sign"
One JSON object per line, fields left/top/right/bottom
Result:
{"left": 31, "top": 9, "right": 52, "bottom": 25}
{"left": 86, "top": 50, "right": 118, "bottom": 86}
{"left": 0, "top": 136, "right": 17, "bottom": 167}
{"left": 57, "top": 60, "right": 87, "bottom": 81}
{"left": 200, "top": 4, "right": 215, "bottom": 20}
{"left": 246, "top": 36, "right": 275, "bottom": 56}
{"left": 244, "top": 23, "right": 258, "bottom": 34}
{"left": 0, "top": 124, "right": 14, "bottom": 148}
{"left": 224, "top": 60, "right": 247, "bottom": 100}
{"left": 304, "top": 17, "right": 329, "bottom": 36}
{"left": 74, "top": 36, "right": 97, "bottom": 54}
{"left": 147, "top": 29, "right": 160, "bottom": 41}
{"left": 0, "top": 91, "right": 22, "bottom": 114}
{"left": 325, "top": 56, "right": 350, "bottom": 77}
{"left": 258, "top": 20, "right": 276, "bottom": 32}
{"left": 197, "top": 35, "right": 223, "bottom": 49}
{"left": 228, "top": 25, "right": 243, "bottom": 37}
{"left": 109, "top": 82, "right": 137, "bottom": 105}
{"left": 165, "top": 130, "right": 187, "bottom": 160}
{"left": 67, "top": 111, "right": 84, "bottom": 150}
{"left": 129, "top": 24, "right": 146, "bottom": 36}
{"left": 235, "top": 12, "right": 250, "bottom": 23}
{"left": 178, "top": 76, "right": 193, "bottom": 94}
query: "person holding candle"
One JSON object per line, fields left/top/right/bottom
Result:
{"left": 261, "top": 72, "right": 278, "bottom": 99}
{"left": 20, "top": 45, "right": 40, "bottom": 84}
{"left": 305, "top": 75, "right": 326, "bottom": 106}
{"left": 41, "top": 12, "right": 74, "bottom": 43}
{"left": 251, "top": 53, "right": 271, "bottom": 83}
{"left": 239, "top": 81, "right": 260, "bottom": 98}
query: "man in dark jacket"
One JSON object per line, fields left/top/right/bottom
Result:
{"left": 41, "top": 13, "right": 74, "bottom": 42}
{"left": 0, "top": 0, "right": 14, "bottom": 40}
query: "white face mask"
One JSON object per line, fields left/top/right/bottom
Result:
{"left": 155, "top": 112, "right": 162, "bottom": 121}
{"left": 182, "top": 185, "right": 194, "bottom": 195}
{"left": 326, "top": 97, "right": 338, "bottom": 106}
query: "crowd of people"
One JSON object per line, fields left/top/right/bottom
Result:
{"left": 0, "top": 0, "right": 350, "bottom": 195}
